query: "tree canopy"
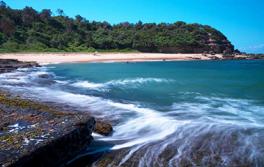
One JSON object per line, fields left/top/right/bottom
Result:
{"left": 0, "top": 2, "right": 234, "bottom": 53}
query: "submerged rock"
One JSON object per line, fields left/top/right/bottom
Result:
{"left": 95, "top": 121, "right": 113, "bottom": 136}
{"left": 38, "top": 74, "right": 51, "bottom": 79}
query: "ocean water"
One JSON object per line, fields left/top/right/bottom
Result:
{"left": 1, "top": 60, "right": 264, "bottom": 166}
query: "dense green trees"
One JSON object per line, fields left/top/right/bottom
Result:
{"left": 0, "top": 2, "right": 234, "bottom": 53}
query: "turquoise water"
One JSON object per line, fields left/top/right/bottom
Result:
{"left": 1, "top": 60, "right": 264, "bottom": 166}
{"left": 51, "top": 60, "right": 264, "bottom": 104}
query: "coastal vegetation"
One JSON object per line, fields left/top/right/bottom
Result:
{"left": 0, "top": 1, "right": 234, "bottom": 53}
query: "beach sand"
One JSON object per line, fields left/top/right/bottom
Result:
{"left": 0, "top": 53, "right": 225, "bottom": 64}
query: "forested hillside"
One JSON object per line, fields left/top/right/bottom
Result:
{"left": 0, "top": 1, "right": 235, "bottom": 53}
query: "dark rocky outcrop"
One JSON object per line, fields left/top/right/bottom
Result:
{"left": 0, "top": 59, "right": 40, "bottom": 73}
{"left": 9, "top": 118, "right": 95, "bottom": 167}
{"left": 0, "top": 91, "right": 96, "bottom": 167}
{"left": 245, "top": 54, "right": 264, "bottom": 60}
{"left": 95, "top": 121, "right": 113, "bottom": 136}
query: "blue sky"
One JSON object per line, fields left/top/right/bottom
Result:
{"left": 4, "top": 0, "right": 264, "bottom": 53}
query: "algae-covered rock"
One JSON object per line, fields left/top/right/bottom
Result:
{"left": 0, "top": 91, "right": 95, "bottom": 167}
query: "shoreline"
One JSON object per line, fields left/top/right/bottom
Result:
{"left": 0, "top": 89, "right": 112, "bottom": 166}
{"left": 0, "top": 61, "right": 113, "bottom": 166}
{"left": 0, "top": 53, "right": 251, "bottom": 65}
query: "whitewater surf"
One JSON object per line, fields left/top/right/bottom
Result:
{"left": 0, "top": 60, "right": 264, "bottom": 167}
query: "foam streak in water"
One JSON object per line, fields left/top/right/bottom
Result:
{"left": 71, "top": 78, "right": 173, "bottom": 90}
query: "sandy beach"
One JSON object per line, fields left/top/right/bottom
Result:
{"left": 0, "top": 53, "right": 226, "bottom": 64}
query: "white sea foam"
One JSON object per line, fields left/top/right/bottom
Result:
{"left": 101, "top": 101, "right": 190, "bottom": 150}
{"left": 71, "top": 77, "right": 173, "bottom": 90}
{"left": 1, "top": 67, "right": 264, "bottom": 166}
{"left": 106, "top": 78, "right": 172, "bottom": 86}
{"left": 54, "top": 80, "right": 69, "bottom": 84}
{"left": 0, "top": 71, "right": 28, "bottom": 84}
{"left": 0, "top": 66, "right": 52, "bottom": 85}
{"left": 72, "top": 81, "right": 104, "bottom": 89}
{"left": 1, "top": 81, "right": 188, "bottom": 151}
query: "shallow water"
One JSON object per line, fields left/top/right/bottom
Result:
{"left": 1, "top": 60, "right": 264, "bottom": 166}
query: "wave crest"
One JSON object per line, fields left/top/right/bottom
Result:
{"left": 71, "top": 78, "right": 173, "bottom": 90}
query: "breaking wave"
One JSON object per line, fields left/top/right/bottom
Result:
{"left": 71, "top": 78, "right": 173, "bottom": 90}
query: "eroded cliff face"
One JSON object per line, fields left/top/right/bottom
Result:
{"left": 206, "top": 32, "right": 234, "bottom": 54}
{"left": 144, "top": 31, "right": 234, "bottom": 54}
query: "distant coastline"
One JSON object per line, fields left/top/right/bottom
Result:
{"left": 0, "top": 52, "right": 261, "bottom": 65}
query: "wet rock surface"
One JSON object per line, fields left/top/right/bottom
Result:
{"left": 0, "top": 59, "right": 40, "bottom": 74}
{"left": 94, "top": 121, "right": 113, "bottom": 136}
{"left": 0, "top": 60, "right": 115, "bottom": 167}
{"left": 0, "top": 91, "right": 96, "bottom": 167}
